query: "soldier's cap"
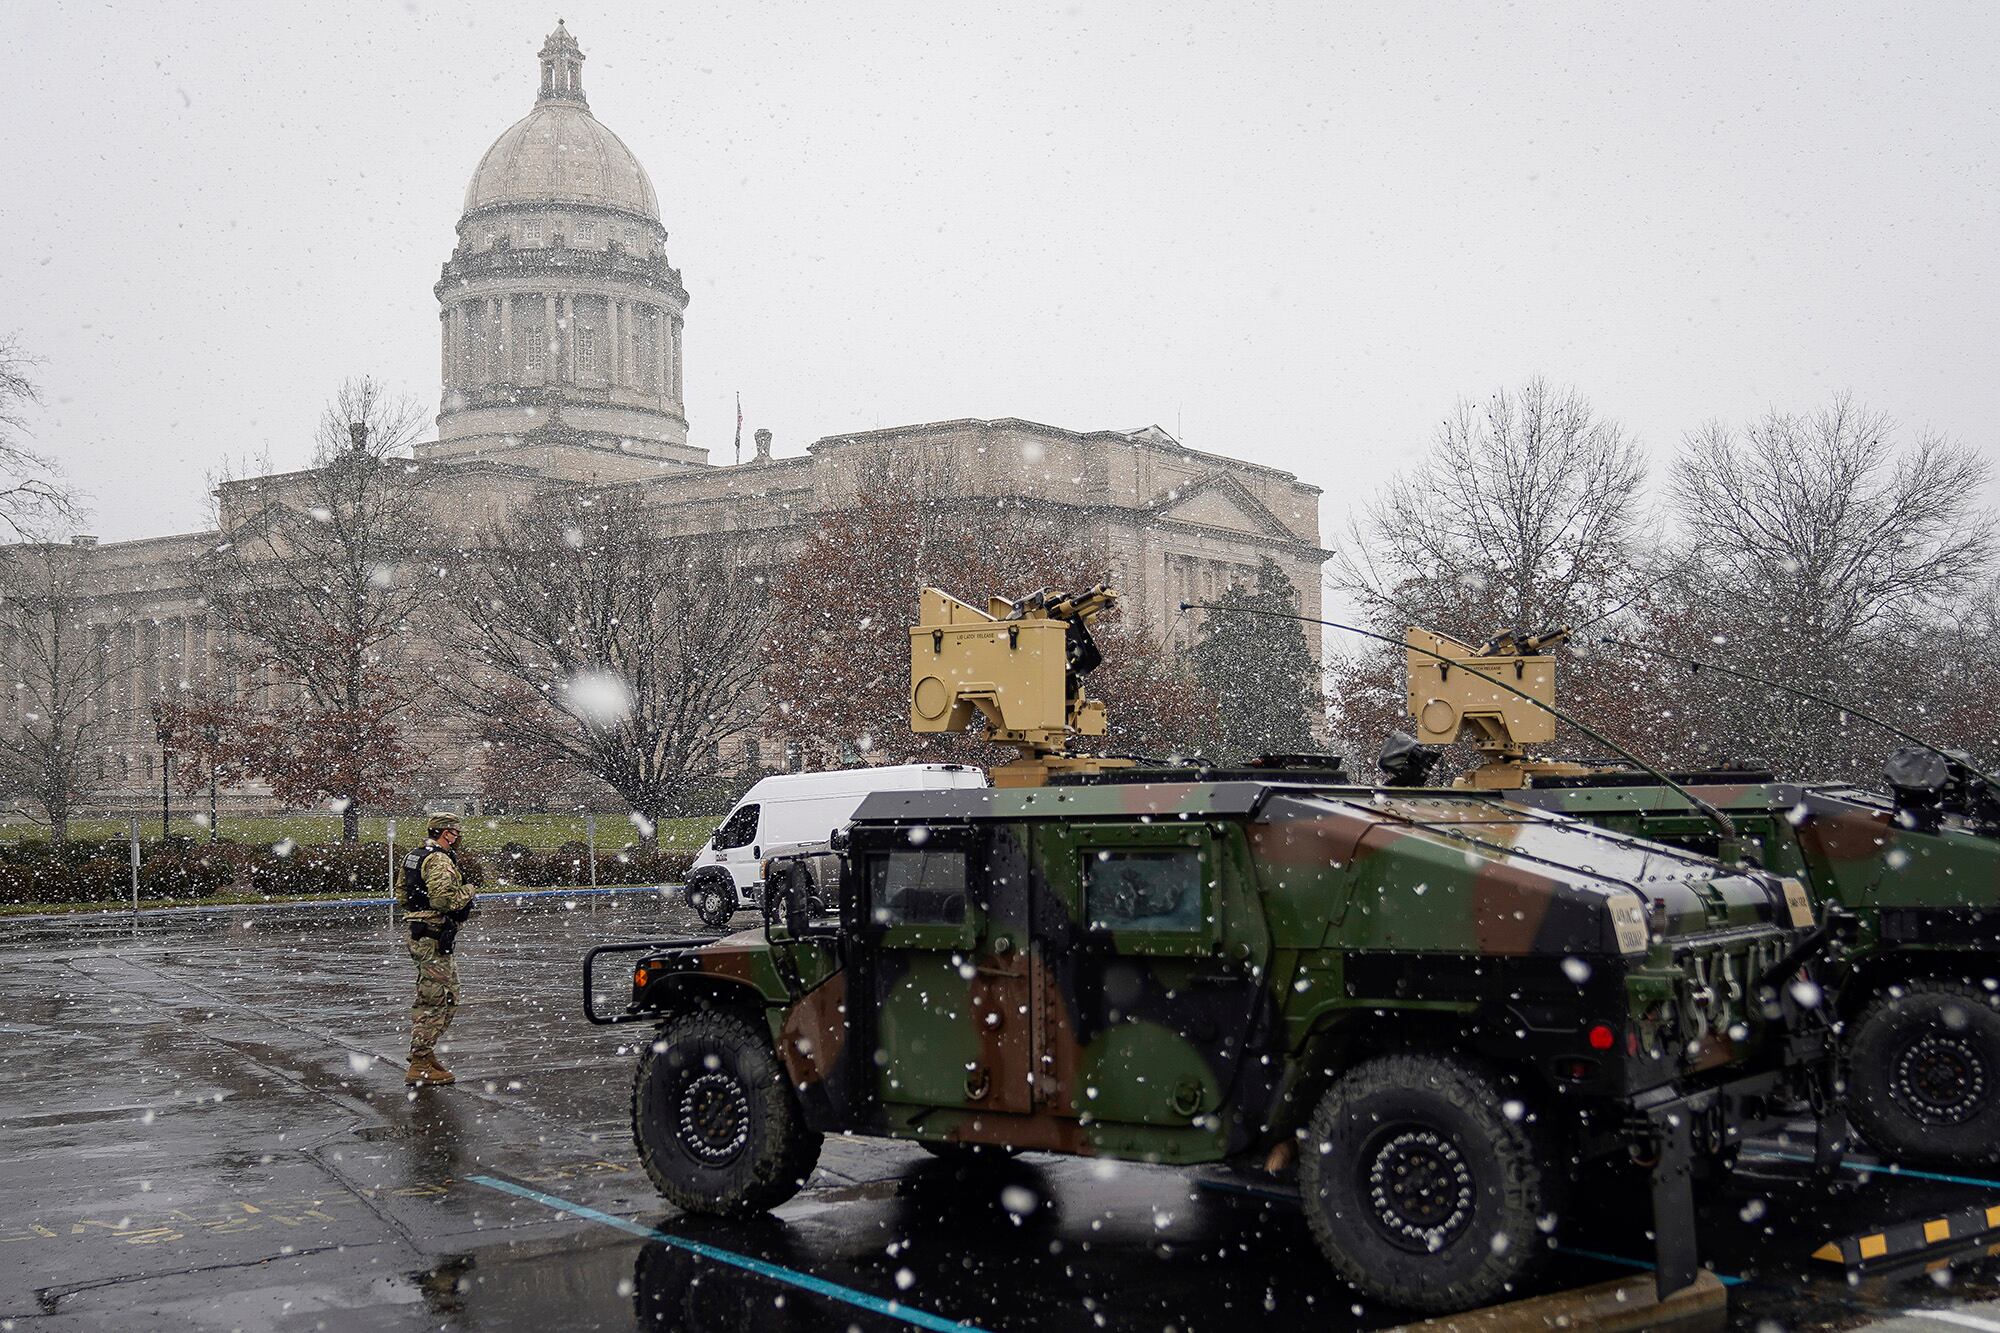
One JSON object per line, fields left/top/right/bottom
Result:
{"left": 427, "top": 812, "right": 461, "bottom": 834}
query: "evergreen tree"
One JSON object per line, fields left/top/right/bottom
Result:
{"left": 1187, "top": 557, "right": 1321, "bottom": 762}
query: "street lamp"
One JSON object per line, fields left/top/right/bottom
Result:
{"left": 151, "top": 702, "right": 173, "bottom": 839}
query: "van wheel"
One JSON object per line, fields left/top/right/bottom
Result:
{"left": 1299, "top": 1053, "right": 1551, "bottom": 1314}
{"left": 1847, "top": 980, "right": 2000, "bottom": 1167}
{"left": 686, "top": 873, "right": 737, "bottom": 931}
{"left": 632, "top": 1009, "right": 823, "bottom": 1215}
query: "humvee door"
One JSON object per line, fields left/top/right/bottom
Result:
{"left": 1032, "top": 820, "right": 1269, "bottom": 1130}
{"left": 859, "top": 824, "right": 1037, "bottom": 1116}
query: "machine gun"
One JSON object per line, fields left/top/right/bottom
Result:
{"left": 1403, "top": 625, "right": 1604, "bottom": 790}
{"left": 908, "top": 584, "right": 1134, "bottom": 788}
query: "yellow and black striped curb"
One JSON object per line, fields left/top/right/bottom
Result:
{"left": 1813, "top": 1203, "right": 2000, "bottom": 1268}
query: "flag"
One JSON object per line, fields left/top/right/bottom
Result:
{"left": 734, "top": 392, "right": 743, "bottom": 465}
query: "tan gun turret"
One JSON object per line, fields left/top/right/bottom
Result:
{"left": 910, "top": 585, "right": 1134, "bottom": 788}
{"left": 1405, "top": 625, "right": 1597, "bottom": 789}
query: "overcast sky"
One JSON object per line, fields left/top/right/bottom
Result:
{"left": 5, "top": 1, "right": 1996, "bottom": 554}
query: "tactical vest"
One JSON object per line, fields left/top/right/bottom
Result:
{"left": 401, "top": 844, "right": 460, "bottom": 915}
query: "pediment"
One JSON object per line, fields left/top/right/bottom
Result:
{"left": 1147, "top": 472, "right": 1299, "bottom": 542}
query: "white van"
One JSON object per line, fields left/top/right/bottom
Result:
{"left": 684, "top": 764, "right": 987, "bottom": 928}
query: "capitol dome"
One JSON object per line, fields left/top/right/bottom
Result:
{"left": 428, "top": 21, "right": 697, "bottom": 480}
{"left": 461, "top": 22, "right": 659, "bottom": 220}
{"left": 464, "top": 107, "right": 658, "bottom": 219}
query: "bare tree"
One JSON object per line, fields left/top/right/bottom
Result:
{"left": 1670, "top": 396, "right": 1993, "bottom": 648}
{"left": 1325, "top": 379, "right": 1650, "bottom": 769}
{"left": 1649, "top": 397, "right": 1997, "bottom": 776}
{"left": 0, "top": 334, "right": 84, "bottom": 542}
{"left": 436, "top": 487, "right": 768, "bottom": 843}
{"left": 1331, "top": 378, "right": 1652, "bottom": 639}
{"left": 0, "top": 545, "right": 112, "bottom": 839}
{"left": 199, "top": 377, "right": 431, "bottom": 840}
{"left": 763, "top": 444, "right": 1212, "bottom": 766}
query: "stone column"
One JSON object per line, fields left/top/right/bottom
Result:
{"left": 460, "top": 304, "right": 477, "bottom": 386}
{"left": 485, "top": 298, "right": 500, "bottom": 384}
{"left": 606, "top": 299, "right": 621, "bottom": 388}
{"left": 562, "top": 294, "right": 577, "bottom": 384}
{"left": 543, "top": 294, "right": 558, "bottom": 384}
{"left": 499, "top": 296, "right": 513, "bottom": 381}
{"left": 439, "top": 309, "right": 452, "bottom": 387}
{"left": 652, "top": 307, "right": 668, "bottom": 400}
{"left": 670, "top": 316, "right": 684, "bottom": 401}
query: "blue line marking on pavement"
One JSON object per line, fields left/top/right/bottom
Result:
{"left": 1555, "top": 1246, "right": 1745, "bottom": 1287}
{"left": 468, "top": 1174, "right": 988, "bottom": 1333}
{"left": 1742, "top": 1149, "right": 2000, "bottom": 1193}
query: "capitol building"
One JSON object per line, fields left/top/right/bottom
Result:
{"left": 35, "top": 23, "right": 1326, "bottom": 814}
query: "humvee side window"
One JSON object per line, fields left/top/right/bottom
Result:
{"left": 1085, "top": 850, "right": 1203, "bottom": 932}
{"left": 869, "top": 851, "right": 968, "bottom": 925}
{"left": 715, "top": 804, "right": 760, "bottom": 850}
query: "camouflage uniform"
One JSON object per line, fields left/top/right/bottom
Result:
{"left": 403, "top": 819, "right": 476, "bottom": 1081}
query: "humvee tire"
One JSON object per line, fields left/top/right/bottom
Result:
{"left": 632, "top": 1010, "right": 822, "bottom": 1215}
{"left": 764, "top": 862, "right": 829, "bottom": 919}
{"left": 1847, "top": 980, "right": 2000, "bottom": 1167}
{"left": 1299, "top": 1053, "right": 1551, "bottom": 1313}
{"left": 685, "top": 872, "right": 737, "bottom": 931}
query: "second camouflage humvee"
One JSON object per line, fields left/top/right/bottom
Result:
{"left": 587, "top": 768, "right": 1841, "bottom": 1315}
{"left": 1510, "top": 759, "right": 2000, "bottom": 1169}
{"left": 1385, "top": 619, "right": 2000, "bottom": 1170}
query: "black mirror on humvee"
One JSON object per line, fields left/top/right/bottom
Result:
{"left": 829, "top": 826, "right": 850, "bottom": 851}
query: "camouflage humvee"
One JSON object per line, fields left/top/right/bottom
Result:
{"left": 1383, "top": 620, "right": 2000, "bottom": 1171}
{"left": 587, "top": 769, "right": 1840, "bottom": 1314}
{"left": 1510, "top": 755, "right": 2000, "bottom": 1169}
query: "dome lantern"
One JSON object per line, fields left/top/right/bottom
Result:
{"left": 537, "top": 19, "right": 587, "bottom": 108}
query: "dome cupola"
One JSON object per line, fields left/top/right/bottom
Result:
{"left": 461, "top": 20, "right": 659, "bottom": 221}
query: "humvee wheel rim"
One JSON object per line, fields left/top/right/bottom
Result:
{"left": 1360, "top": 1126, "right": 1475, "bottom": 1253}
{"left": 1892, "top": 1029, "right": 1990, "bottom": 1126}
{"left": 677, "top": 1071, "right": 751, "bottom": 1163}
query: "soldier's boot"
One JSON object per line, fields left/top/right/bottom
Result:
{"left": 406, "top": 1054, "right": 456, "bottom": 1086}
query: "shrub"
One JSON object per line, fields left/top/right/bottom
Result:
{"left": 597, "top": 849, "right": 694, "bottom": 886}
{"left": 0, "top": 863, "right": 34, "bottom": 905}
{"left": 0, "top": 839, "right": 50, "bottom": 866}
{"left": 246, "top": 843, "right": 389, "bottom": 896}
{"left": 138, "top": 848, "right": 236, "bottom": 900}
{"left": 52, "top": 858, "right": 132, "bottom": 904}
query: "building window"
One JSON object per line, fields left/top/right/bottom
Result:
{"left": 577, "top": 327, "right": 596, "bottom": 376}
{"left": 576, "top": 222, "right": 595, "bottom": 245}
{"left": 524, "top": 221, "right": 543, "bottom": 246}
{"left": 525, "top": 336, "right": 545, "bottom": 378}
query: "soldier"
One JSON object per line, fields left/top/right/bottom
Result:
{"left": 402, "top": 813, "right": 476, "bottom": 1086}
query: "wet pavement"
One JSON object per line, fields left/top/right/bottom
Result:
{"left": 7, "top": 894, "right": 2000, "bottom": 1331}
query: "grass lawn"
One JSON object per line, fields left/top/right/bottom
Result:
{"left": 0, "top": 882, "right": 690, "bottom": 917}
{"left": 0, "top": 813, "right": 719, "bottom": 851}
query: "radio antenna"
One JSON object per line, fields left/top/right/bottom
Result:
{"left": 1179, "top": 602, "right": 1738, "bottom": 841}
